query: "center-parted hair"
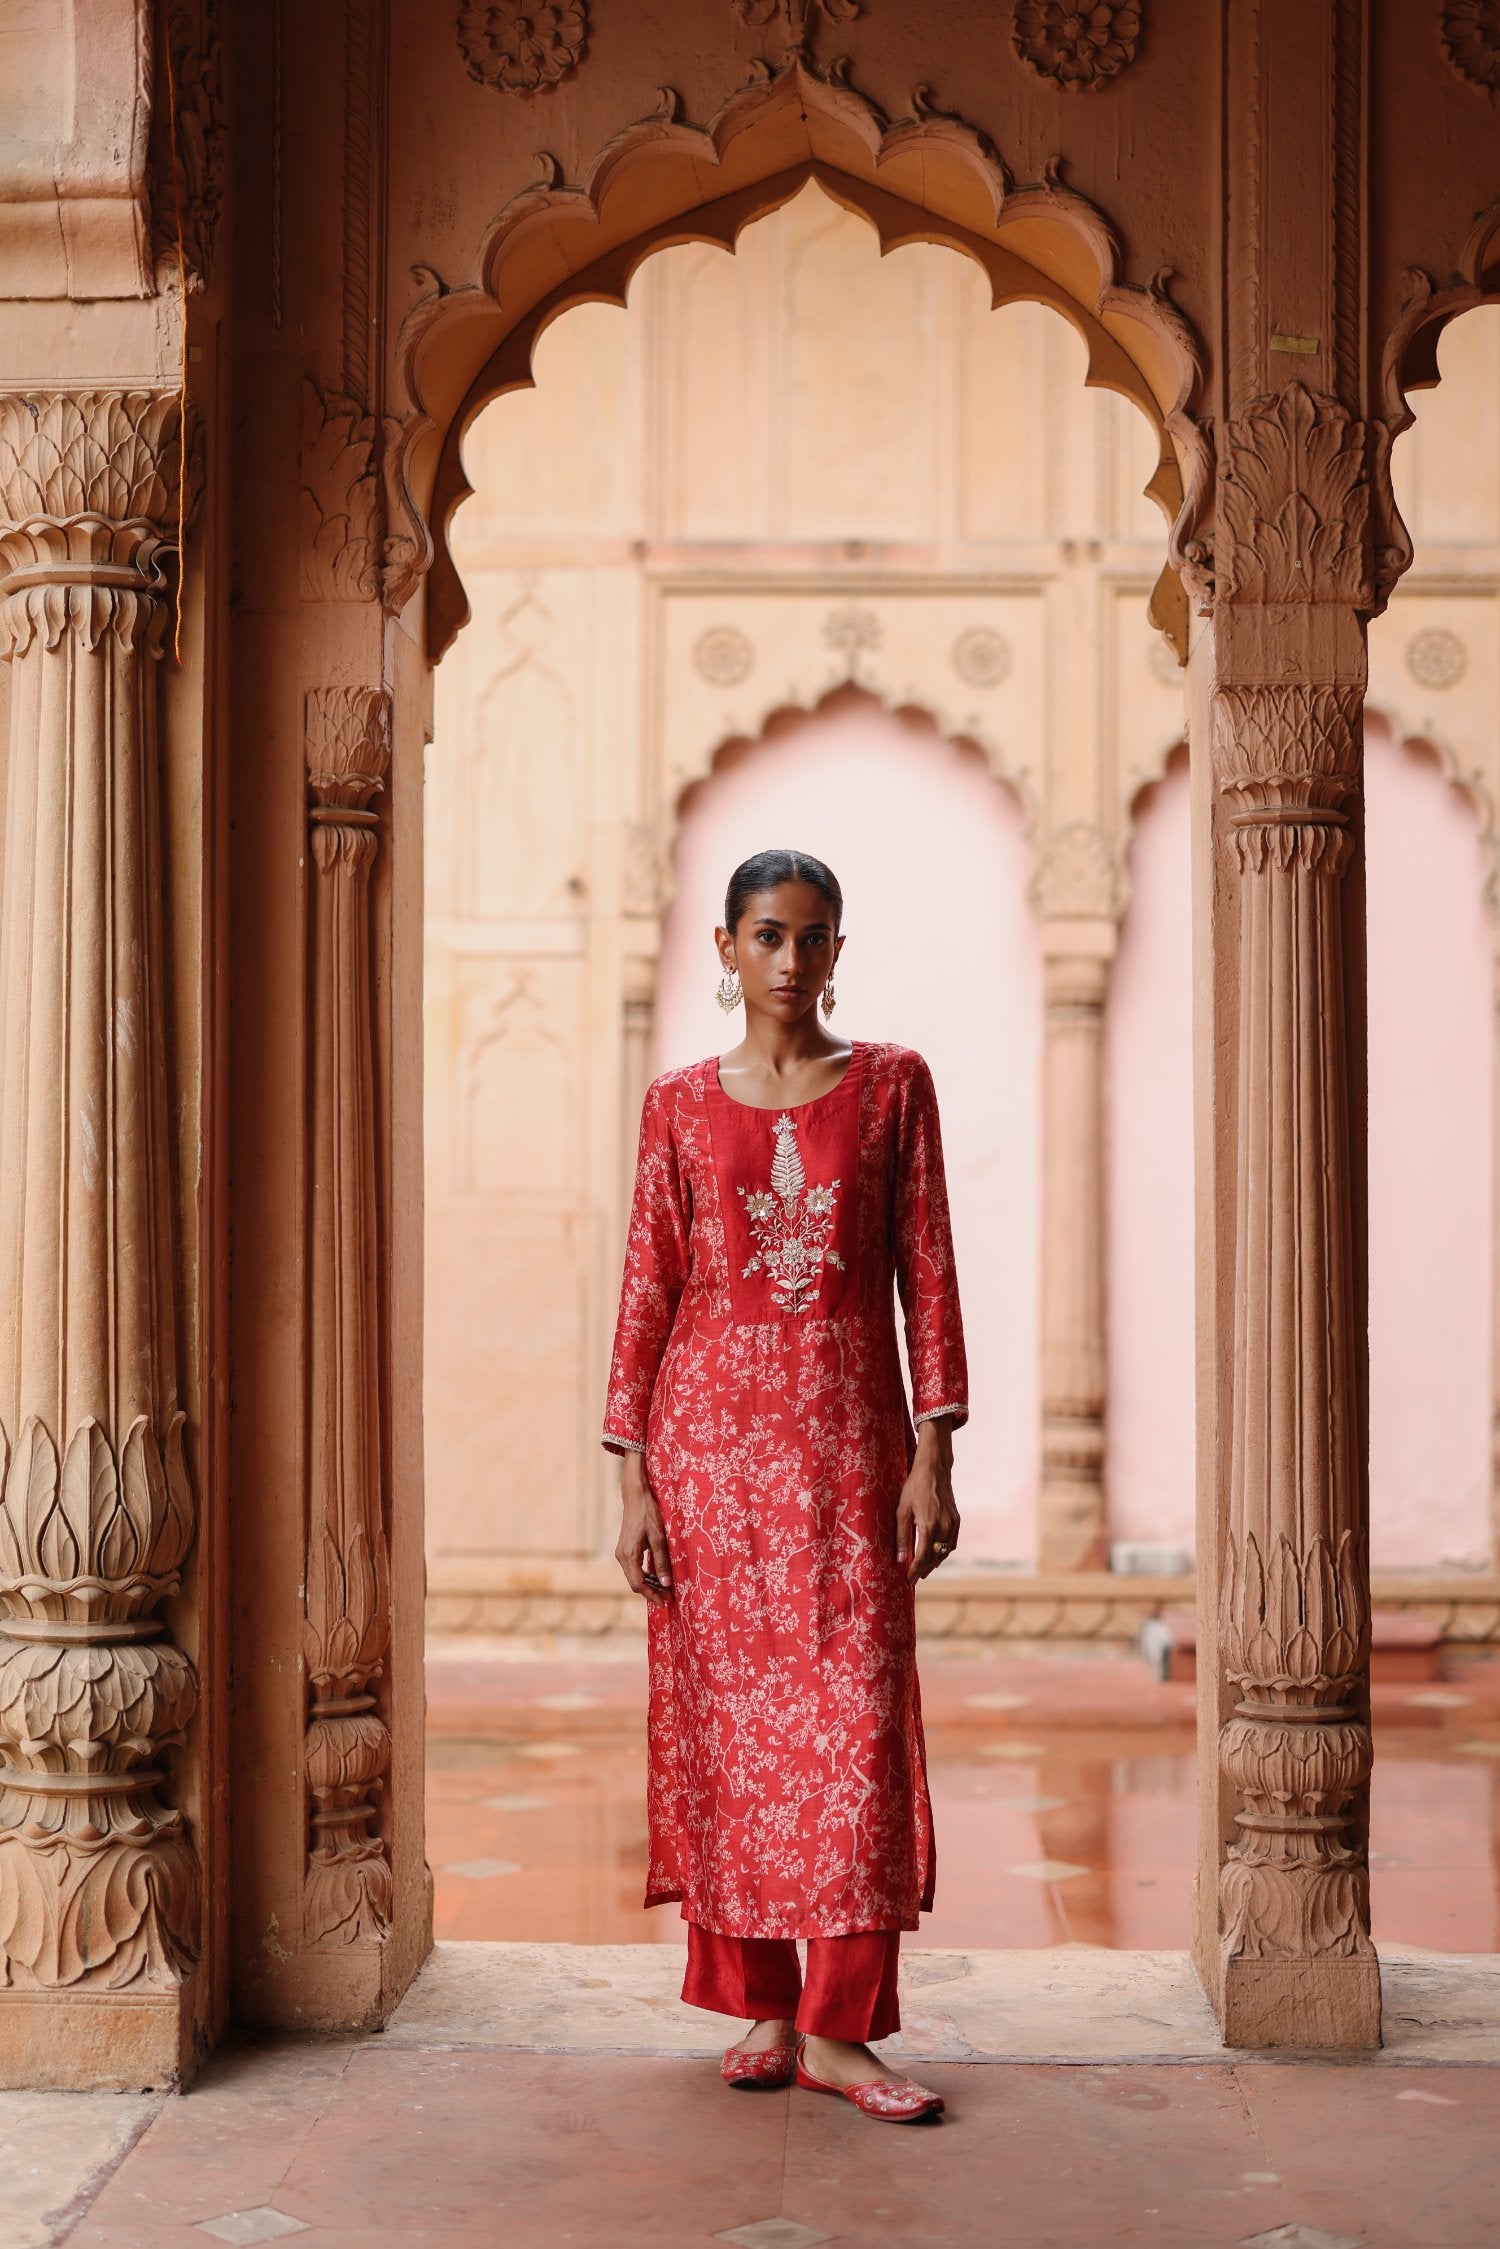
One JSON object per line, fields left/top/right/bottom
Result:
{"left": 724, "top": 848, "right": 844, "bottom": 934}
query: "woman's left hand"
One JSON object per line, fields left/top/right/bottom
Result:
{"left": 895, "top": 1417, "right": 960, "bottom": 1584}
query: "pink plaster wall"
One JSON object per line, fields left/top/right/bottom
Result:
{"left": 1105, "top": 749, "right": 1195, "bottom": 1555}
{"left": 1365, "top": 721, "right": 1493, "bottom": 1568}
{"left": 655, "top": 693, "right": 1043, "bottom": 1563}
{"left": 1105, "top": 729, "right": 1495, "bottom": 1570}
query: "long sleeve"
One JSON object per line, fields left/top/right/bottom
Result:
{"left": 602, "top": 1080, "right": 692, "bottom": 1453}
{"left": 894, "top": 1055, "right": 969, "bottom": 1429}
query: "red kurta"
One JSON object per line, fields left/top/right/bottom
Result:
{"left": 602, "top": 1041, "right": 968, "bottom": 1939}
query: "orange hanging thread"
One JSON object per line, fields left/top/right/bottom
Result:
{"left": 164, "top": 20, "right": 190, "bottom": 666}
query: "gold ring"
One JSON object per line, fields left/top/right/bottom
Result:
{"left": 931, "top": 1541, "right": 952, "bottom": 1560}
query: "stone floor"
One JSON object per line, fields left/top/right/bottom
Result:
{"left": 10, "top": 1646, "right": 1500, "bottom": 2246}
{"left": 19, "top": 1944, "right": 1500, "bottom": 2248}
{"left": 425, "top": 1645, "right": 1500, "bottom": 1951}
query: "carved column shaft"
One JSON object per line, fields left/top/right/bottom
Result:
{"left": 303, "top": 686, "right": 392, "bottom": 1946}
{"left": 1039, "top": 948, "right": 1110, "bottom": 1571}
{"left": 621, "top": 956, "right": 655, "bottom": 1214}
{"left": 1208, "top": 384, "right": 1379, "bottom": 2050}
{"left": 0, "top": 393, "right": 198, "bottom": 1992}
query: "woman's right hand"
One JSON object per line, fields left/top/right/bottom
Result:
{"left": 615, "top": 1453, "right": 674, "bottom": 1606}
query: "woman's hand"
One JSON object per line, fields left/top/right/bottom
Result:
{"left": 615, "top": 1452, "right": 674, "bottom": 1606}
{"left": 895, "top": 1417, "right": 960, "bottom": 1584}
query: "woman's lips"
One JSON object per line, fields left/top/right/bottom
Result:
{"left": 772, "top": 986, "right": 803, "bottom": 997}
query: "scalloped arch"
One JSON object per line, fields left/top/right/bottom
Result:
{"left": 384, "top": 60, "right": 1208, "bottom": 662}
{"left": 1364, "top": 699, "right": 1499, "bottom": 913}
{"left": 1376, "top": 202, "right": 1500, "bottom": 605}
{"left": 653, "top": 683, "right": 1036, "bottom": 929}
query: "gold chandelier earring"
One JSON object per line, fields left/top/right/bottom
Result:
{"left": 821, "top": 973, "right": 837, "bottom": 1020}
{"left": 716, "top": 966, "right": 743, "bottom": 1013}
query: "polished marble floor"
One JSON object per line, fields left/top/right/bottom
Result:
{"left": 425, "top": 1644, "right": 1500, "bottom": 1953}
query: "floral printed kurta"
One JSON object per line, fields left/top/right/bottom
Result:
{"left": 602, "top": 1041, "right": 968, "bottom": 1938}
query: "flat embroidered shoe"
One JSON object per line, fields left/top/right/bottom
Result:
{"left": 795, "top": 2055, "right": 944, "bottom": 2122}
{"left": 722, "top": 2043, "right": 798, "bottom": 2089}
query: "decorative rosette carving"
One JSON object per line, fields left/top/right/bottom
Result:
{"left": 457, "top": 1, "right": 589, "bottom": 94}
{"left": 1012, "top": 1, "right": 1142, "bottom": 92}
{"left": 1441, "top": 1, "right": 1500, "bottom": 95}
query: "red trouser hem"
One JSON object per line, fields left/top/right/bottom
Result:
{"left": 681, "top": 1923, "right": 901, "bottom": 2042}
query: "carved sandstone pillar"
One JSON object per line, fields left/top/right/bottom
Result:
{"left": 1039, "top": 947, "right": 1111, "bottom": 1570}
{"left": 303, "top": 687, "right": 392, "bottom": 1946}
{"left": 0, "top": 394, "right": 198, "bottom": 2053}
{"left": 1208, "top": 385, "right": 1378, "bottom": 2049}
{"left": 621, "top": 956, "right": 655, "bottom": 1210}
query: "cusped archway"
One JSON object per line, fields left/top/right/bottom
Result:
{"left": 384, "top": 58, "right": 1207, "bottom": 659}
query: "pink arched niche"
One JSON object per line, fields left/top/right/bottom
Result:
{"left": 657, "top": 691, "right": 1042, "bottom": 1564}
{"left": 1106, "top": 746, "right": 1194, "bottom": 1557}
{"left": 1105, "top": 727, "right": 1496, "bottom": 1572}
{"left": 1364, "top": 716, "right": 1494, "bottom": 1569}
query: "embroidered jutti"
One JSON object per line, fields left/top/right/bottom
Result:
{"left": 602, "top": 1041, "right": 968, "bottom": 1939}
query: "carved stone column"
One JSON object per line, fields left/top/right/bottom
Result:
{"left": 1207, "top": 385, "right": 1379, "bottom": 2050}
{"left": 303, "top": 687, "right": 392, "bottom": 1947}
{"left": 0, "top": 394, "right": 198, "bottom": 2074}
{"left": 1038, "top": 947, "right": 1111, "bottom": 1570}
{"left": 621, "top": 955, "right": 656, "bottom": 1211}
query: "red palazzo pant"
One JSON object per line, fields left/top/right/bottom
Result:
{"left": 682, "top": 1924, "right": 901, "bottom": 2042}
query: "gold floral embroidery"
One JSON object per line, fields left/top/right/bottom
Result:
{"left": 739, "top": 1112, "right": 844, "bottom": 1314}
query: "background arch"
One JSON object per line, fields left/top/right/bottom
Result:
{"left": 389, "top": 63, "right": 1204, "bottom": 658}
{"left": 658, "top": 691, "right": 1042, "bottom": 1562}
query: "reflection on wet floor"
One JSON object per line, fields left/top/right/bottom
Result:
{"left": 424, "top": 1648, "right": 1500, "bottom": 1951}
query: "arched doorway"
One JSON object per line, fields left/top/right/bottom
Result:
{"left": 417, "top": 168, "right": 1187, "bottom": 1959}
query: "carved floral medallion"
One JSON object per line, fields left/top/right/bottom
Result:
{"left": 1405, "top": 626, "right": 1468, "bottom": 691}
{"left": 951, "top": 626, "right": 1012, "bottom": 688}
{"left": 1440, "top": 1, "right": 1500, "bottom": 95}
{"left": 457, "top": 0, "right": 588, "bottom": 94}
{"left": 1012, "top": 1, "right": 1142, "bottom": 92}
{"left": 693, "top": 625, "right": 755, "bottom": 687}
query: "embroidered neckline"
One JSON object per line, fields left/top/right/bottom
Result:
{"left": 738, "top": 1110, "right": 845, "bottom": 1314}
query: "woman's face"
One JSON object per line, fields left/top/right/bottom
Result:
{"left": 718, "top": 881, "right": 844, "bottom": 1024}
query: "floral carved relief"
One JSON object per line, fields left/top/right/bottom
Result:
{"left": 304, "top": 686, "right": 393, "bottom": 1945}
{"left": 1441, "top": 1, "right": 1500, "bottom": 94}
{"left": 1031, "top": 822, "right": 1118, "bottom": 918}
{"left": 693, "top": 625, "right": 755, "bottom": 687}
{"left": 950, "top": 627, "right": 1012, "bottom": 689}
{"left": 1012, "top": 1, "right": 1142, "bottom": 92}
{"left": 1404, "top": 626, "right": 1467, "bottom": 691}
{"left": 301, "top": 381, "right": 382, "bottom": 601}
{"left": 0, "top": 394, "right": 200, "bottom": 1987}
{"left": 154, "top": 7, "right": 225, "bottom": 292}
{"left": 1216, "top": 384, "right": 1371, "bottom": 609}
{"left": 731, "top": 0, "right": 860, "bottom": 53}
{"left": 457, "top": 0, "right": 589, "bottom": 94}
{"left": 1208, "top": 375, "right": 1376, "bottom": 2006}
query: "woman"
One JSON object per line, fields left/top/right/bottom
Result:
{"left": 603, "top": 847, "right": 965, "bottom": 2124}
